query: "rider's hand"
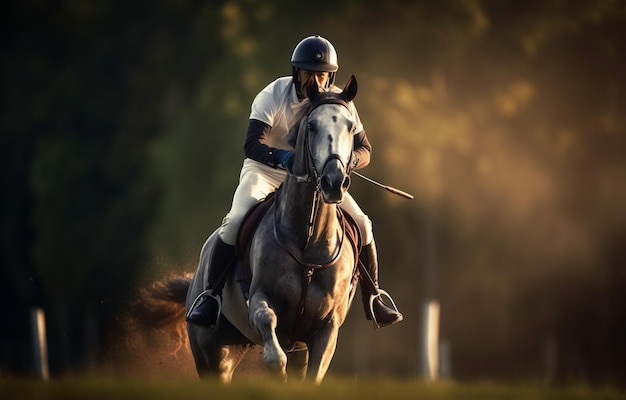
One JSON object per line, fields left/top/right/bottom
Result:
{"left": 276, "top": 150, "right": 294, "bottom": 169}
{"left": 349, "top": 152, "right": 359, "bottom": 170}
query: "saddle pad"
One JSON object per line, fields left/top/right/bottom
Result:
{"left": 233, "top": 191, "right": 277, "bottom": 300}
{"left": 236, "top": 191, "right": 276, "bottom": 259}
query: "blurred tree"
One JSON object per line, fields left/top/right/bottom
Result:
{"left": 1, "top": 0, "right": 227, "bottom": 374}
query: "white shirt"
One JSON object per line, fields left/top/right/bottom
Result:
{"left": 249, "top": 77, "right": 363, "bottom": 151}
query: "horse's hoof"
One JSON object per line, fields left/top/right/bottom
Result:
{"left": 263, "top": 345, "right": 288, "bottom": 380}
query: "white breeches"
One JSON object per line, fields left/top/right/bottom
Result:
{"left": 218, "top": 158, "right": 374, "bottom": 246}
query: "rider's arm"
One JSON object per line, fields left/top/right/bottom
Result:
{"left": 351, "top": 129, "right": 371, "bottom": 170}
{"left": 244, "top": 119, "right": 288, "bottom": 168}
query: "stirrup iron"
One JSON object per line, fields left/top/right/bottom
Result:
{"left": 368, "top": 289, "right": 401, "bottom": 330}
{"left": 186, "top": 289, "right": 222, "bottom": 330}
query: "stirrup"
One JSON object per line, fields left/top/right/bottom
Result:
{"left": 368, "top": 289, "right": 401, "bottom": 330}
{"left": 186, "top": 289, "right": 222, "bottom": 330}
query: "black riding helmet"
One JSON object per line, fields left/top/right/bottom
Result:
{"left": 291, "top": 35, "right": 338, "bottom": 90}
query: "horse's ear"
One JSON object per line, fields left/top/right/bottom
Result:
{"left": 305, "top": 80, "right": 320, "bottom": 101}
{"left": 342, "top": 75, "right": 358, "bottom": 102}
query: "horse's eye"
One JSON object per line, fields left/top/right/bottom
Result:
{"left": 308, "top": 123, "right": 315, "bottom": 132}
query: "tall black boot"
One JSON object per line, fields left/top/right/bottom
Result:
{"left": 186, "top": 236, "right": 236, "bottom": 330}
{"left": 359, "top": 240, "right": 403, "bottom": 329}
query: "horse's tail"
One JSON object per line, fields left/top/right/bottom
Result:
{"left": 131, "top": 273, "right": 192, "bottom": 352}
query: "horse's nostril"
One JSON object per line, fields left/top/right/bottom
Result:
{"left": 342, "top": 176, "right": 351, "bottom": 190}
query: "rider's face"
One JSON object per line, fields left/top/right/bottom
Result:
{"left": 298, "top": 70, "right": 329, "bottom": 92}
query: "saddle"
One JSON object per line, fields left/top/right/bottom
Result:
{"left": 233, "top": 189, "right": 362, "bottom": 300}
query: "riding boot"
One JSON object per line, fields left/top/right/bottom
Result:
{"left": 186, "top": 236, "right": 237, "bottom": 330}
{"left": 359, "top": 240, "right": 403, "bottom": 329}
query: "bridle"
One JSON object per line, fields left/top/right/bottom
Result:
{"left": 274, "top": 96, "right": 355, "bottom": 265}
{"left": 286, "top": 97, "right": 354, "bottom": 186}
{"left": 273, "top": 97, "right": 357, "bottom": 350}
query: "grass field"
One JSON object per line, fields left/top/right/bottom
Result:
{"left": 1, "top": 376, "right": 623, "bottom": 400}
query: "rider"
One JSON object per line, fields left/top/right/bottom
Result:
{"left": 186, "top": 35, "right": 403, "bottom": 330}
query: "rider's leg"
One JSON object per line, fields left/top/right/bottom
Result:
{"left": 359, "top": 239, "right": 403, "bottom": 328}
{"left": 186, "top": 235, "right": 236, "bottom": 329}
{"left": 340, "top": 193, "right": 403, "bottom": 328}
{"left": 186, "top": 160, "right": 287, "bottom": 329}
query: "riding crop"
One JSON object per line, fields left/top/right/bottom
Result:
{"left": 352, "top": 171, "right": 414, "bottom": 200}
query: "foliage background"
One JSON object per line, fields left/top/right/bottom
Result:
{"left": 2, "top": 0, "right": 625, "bottom": 385}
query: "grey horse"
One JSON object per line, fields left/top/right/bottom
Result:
{"left": 141, "top": 76, "right": 361, "bottom": 384}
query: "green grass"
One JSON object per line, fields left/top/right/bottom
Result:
{"left": 1, "top": 376, "right": 623, "bottom": 400}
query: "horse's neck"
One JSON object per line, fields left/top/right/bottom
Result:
{"left": 278, "top": 178, "right": 341, "bottom": 252}
{"left": 279, "top": 110, "right": 342, "bottom": 253}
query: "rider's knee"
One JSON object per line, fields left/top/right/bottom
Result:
{"left": 354, "top": 214, "right": 373, "bottom": 245}
{"left": 219, "top": 213, "right": 244, "bottom": 245}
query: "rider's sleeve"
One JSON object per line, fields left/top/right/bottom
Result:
{"left": 244, "top": 119, "right": 283, "bottom": 168}
{"left": 352, "top": 129, "right": 371, "bottom": 170}
{"left": 249, "top": 79, "right": 283, "bottom": 128}
{"left": 351, "top": 103, "right": 371, "bottom": 170}
{"left": 244, "top": 79, "right": 289, "bottom": 168}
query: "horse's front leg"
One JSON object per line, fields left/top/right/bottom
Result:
{"left": 249, "top": 295, "right": 287, "bottom": 381}
{"left": 287, "top": 348, "right": 309, "bottom": 380}
{"left": 305, "top": 322, "right": 340, "bottom": 384}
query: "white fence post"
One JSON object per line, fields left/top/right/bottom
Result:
{"left": 30, "top": 307, "right": 49, "bottom": 381}
{"left": 419, "top": 300, "right": 440, "bottom": 381}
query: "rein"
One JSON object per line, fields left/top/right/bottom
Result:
{"left": 273, "top": 187, "right": 347, "bottom": 270}
{"left": 285, "top": 97, "right": 351, "bottom": 249}
{"left": 274, "top": 199, "right": 349, "bottom": 351}
{"left": 274, "top": 96, "right": 353, "bottom": 350}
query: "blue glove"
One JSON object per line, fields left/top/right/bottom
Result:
{"left": 276, "top": 150, "right": 294, "bottom": 169}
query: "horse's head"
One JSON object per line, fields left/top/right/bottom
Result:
{"left": 298, "top": 75, "right": 359, "bottom": 204}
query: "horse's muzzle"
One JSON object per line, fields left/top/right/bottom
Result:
{"left": 320, "top": 159, "right": 350, "bottom": 203}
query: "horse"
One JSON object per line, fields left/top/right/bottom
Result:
{"left": 139, "top": 76, "right": 361, "bottom": 384}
